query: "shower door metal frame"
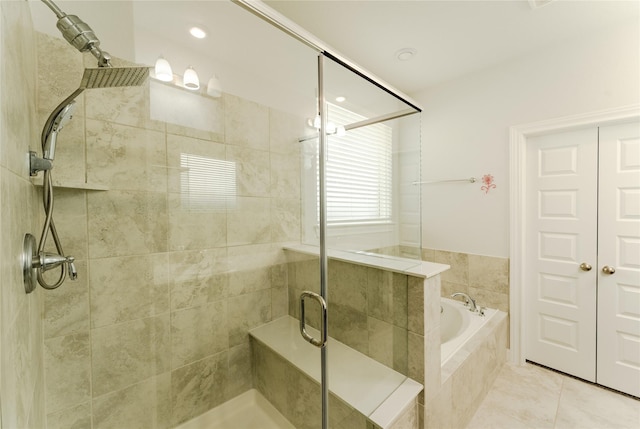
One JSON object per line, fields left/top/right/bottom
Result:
{"left": 317, "top": 52, "right": 329, "bottom": 429}
{"left": 231, "top": 2, "right": 424, "bottom": 429}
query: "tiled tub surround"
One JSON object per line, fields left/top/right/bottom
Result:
{"left": 421, "top": 248, "right": 510, "bottom": 314}
{"left": 37, "top": 32, "right": 305, "bottom": 428}
{"left": 418, "top": 250, "right": 509, "bottom": 429}
{"left": 372, "top": 247, "right": 509, "bottom": 314}
{"left": 432, "top": 311, "right": 508, "bottom": 429}
{"left": 250, "top": 316, "right": 423, "bottom": 429}
{"left": 440, "top": 297, "right": 501, "bottom": 366}
{"left": 430, "top": 303, "right": 508, "bottom": 429}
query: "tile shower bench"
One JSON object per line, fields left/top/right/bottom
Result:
{"left": 250, "top": 316, "right": 422, "bottom": 429}
{"left": 249, "top": 245, "right": 450, "bottom": 429}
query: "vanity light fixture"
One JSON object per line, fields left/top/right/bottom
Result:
{"left": 306, "top": 115, "right": 345, "bottom": 136}
{"left": 152, "top": 56, "right": 222, "bottom": 97}
{"left": 183, "top": 66, "right": 200, "bottom": 90}
{"left": 154, "top": 56, "right": 173, "bottom": 82}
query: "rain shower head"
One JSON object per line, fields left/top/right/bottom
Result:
{"left": 40, "top": 66, "right": 149, "bottom": 161}
{"left": 80, "top": 67, "right": 150, "bottom": 89}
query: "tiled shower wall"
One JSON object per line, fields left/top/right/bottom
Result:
{"left": 0, "top": 2, "right": 45, "bottom": 428}
{"left": 37, "top": 32, "right": 305, "bottom": 428}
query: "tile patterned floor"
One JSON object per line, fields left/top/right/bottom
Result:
{"left": 466, "top": 362, "right": 640, "bottom": 429}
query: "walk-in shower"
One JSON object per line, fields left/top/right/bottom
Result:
{"left": 22, "top": 0, "right": 149, "bottom": 293}
{"left": 13, "top": 1, "right": 424, "bottom": 428}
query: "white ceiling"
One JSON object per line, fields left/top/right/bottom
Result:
{"left": 266, "top": 0, "right": 640, "bottom": 94}
{"left": 30, "top": 0, "right": 639, "bottom": 109}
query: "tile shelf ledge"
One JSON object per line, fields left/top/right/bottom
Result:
{"left": 30, "top": 177, "right": 109, "bottom": 191}
{"left": 284, "top": 244, "right": 450, "bottom": 278}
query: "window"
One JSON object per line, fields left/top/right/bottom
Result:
{"left": 180, "top": 153, "right": 236, "bottom": 211}
{"left": 320, "top": 103, "right": 393, "bottom": 224}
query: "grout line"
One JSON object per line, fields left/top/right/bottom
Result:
{"left": 551, "top": 375, "right": 565, "bottom": 429}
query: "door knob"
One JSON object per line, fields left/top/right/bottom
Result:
{"left": 579, "top": 263, "right": 592, "bottom": 271}
{"left": 602, "top": 266, "right": 616, "bottom": 275}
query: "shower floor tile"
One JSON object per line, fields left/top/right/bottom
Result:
{"left": 174, "top": 389, "right": 295, "bottom": 429}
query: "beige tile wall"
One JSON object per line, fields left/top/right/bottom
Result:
{"left": 37, "top": 32, "right": 306, "bottom": 428}
{"left": 421, "top": 248, "right": 510, "bottom": 314}
{"left": 0, "top": 2, "right": 46, "bottom": 428}
{"left": 288, "top": 257, "right": 411, "bottom": 375}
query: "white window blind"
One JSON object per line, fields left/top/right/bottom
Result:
{"left": 180, "top": 153, "right": 236, "bottom": 211}
{"left": 320, "top": 104, "right": 393, "bottom": 224}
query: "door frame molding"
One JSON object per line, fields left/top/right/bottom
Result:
{"left": 508, "top": 104, "right": 640, "bottom": 365}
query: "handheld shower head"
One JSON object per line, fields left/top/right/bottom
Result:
{"left": 43, "top": 101, "right": 76, "bottom": 161}
{"left": 52, "top": 101, "right": 76, "bottom": 131}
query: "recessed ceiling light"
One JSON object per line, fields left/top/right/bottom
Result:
{"left": 335, "top": 96, "right": 346, "bottom": 103}
{"left": 189, "top": 27, "right": 207, "bottom": 39}
{"left": 396, "top": 48, "right": 416, "bottom": 61}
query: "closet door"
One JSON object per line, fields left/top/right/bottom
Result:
{"left": 525, "top": 128, "right": 598, "bottom": 381}
{"left": 596, "top": 121, "right": 640, "bottom": 397}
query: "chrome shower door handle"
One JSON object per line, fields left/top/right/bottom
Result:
{"left": 299, "top": 291, "right": 328, "bottom": 348}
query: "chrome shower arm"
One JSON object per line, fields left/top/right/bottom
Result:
{"left": 41, "top": 0, "right": 65, "bottom": 19}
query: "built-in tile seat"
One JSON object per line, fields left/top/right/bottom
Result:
{"left": 250, "top": 316, "right": 423, "bottom": 429}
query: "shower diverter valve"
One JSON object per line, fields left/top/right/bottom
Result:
{"left": 22, "top": 233, "right": 77, "bottom": 293}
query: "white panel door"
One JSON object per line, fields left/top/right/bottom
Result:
{"left": 597, "top": 121, "right": 640, "bottom": 397}
{"left": 525, "top": 128, "right": 599, "bottom": 381}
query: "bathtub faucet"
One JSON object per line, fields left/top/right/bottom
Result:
{"left": 450, "top": 292, "right": 478, "bottom": 312}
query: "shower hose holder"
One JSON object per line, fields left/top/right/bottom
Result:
{"left": 29, "top": 151, "right": 53, "bottom": 176}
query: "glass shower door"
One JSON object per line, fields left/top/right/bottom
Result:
{"left": 306, "top": 52, "right": 423, "bottom": 428}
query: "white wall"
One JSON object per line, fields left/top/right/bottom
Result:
{"left": 29, "top": 0, "right": 135, "bottom": 63}
{"left": 414, "top": 20, "right": 640, "bottom": 258}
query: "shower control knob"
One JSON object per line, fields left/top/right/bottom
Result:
{"left": 602, "top": 265, "right": 616, "bottom": 275}
{"left": 67, "top": 256, "right": 78, "bottom": 280}
{"left": 579, "top": 263, "right": 592, "bottom": 271}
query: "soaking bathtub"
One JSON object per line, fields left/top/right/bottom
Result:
{"left": 440, "top": 297, "right": 499, "bottom": 366}
{"left": 432, "top": 297, "right": 508, "bottom": 429}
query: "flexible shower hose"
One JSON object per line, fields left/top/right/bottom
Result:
{"left": 36, "top": 109, "right": 70, "bottom": 289}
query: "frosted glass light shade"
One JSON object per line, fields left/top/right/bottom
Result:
{"left": 154, "top": 57, "right": 173, "bottom": 82}
{"left": 183, "top": 66, "right": 200, "bottom": 90}
{"left": 207, "top": 75, "right": 222, "bottom": 98}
